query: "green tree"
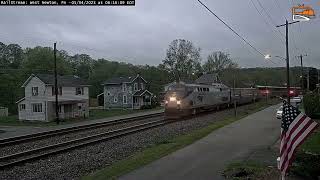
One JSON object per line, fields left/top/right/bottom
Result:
{"left": 0, "top": 42, "right": 24, "bottom": 69}
{"left": 203, "top": 51, "right": 238, "bottom": 76}
{"left": 22, "top": 46, "right": 72, "bottom": 76}
{"left": 162, "top": 39, "right": 201, "bottom": 81}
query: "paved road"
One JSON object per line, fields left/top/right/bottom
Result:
{"left": 120, "top": 104, "right": 281, "bottom": 180}
{"left": 0, "top": 109, "right": 164, "bottom": 139}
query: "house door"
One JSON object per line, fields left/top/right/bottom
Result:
{"left": 133, "top": 97, "right": 140, "bottom": 108}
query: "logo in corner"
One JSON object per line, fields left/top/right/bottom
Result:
{"left": 292, "top": 4, "right": 316, "bottom": 21}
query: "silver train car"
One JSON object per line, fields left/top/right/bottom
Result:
{"left": 164, "top": 82, "right": 260, "bottom": 118}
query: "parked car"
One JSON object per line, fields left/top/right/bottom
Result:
{"left": 276, "top": 106, "right": 283, "bottom": 119}
{"left": 291, "top": 96, "right": 302, "bottom": 103}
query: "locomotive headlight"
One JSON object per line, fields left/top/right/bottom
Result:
{"left": 177, "top": 100, "right": 181, "bottom": 105}
{"left": 169, "top": 96, "right": 176, "bottom": 101}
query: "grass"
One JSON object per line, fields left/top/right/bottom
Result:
{"left": 82, "top": 100, "right": 279, "bottom": 180}
{"left": 0, "top": 107, "right": 163, "bottom": 127}
{"left": 301, "top": 129, "right": 320, "bottom": 154}
{"left": 223, "top": 161, "right": 271, "bottom": 180}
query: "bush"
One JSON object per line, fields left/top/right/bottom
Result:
{"left": 140, "top": 105, "right": 152, "bottom": 109}
{"left": 303, "top": 92, "right": 320, "bottom": 118}
{"left": 291, "top": 152, "right": 320, "bottom": 179}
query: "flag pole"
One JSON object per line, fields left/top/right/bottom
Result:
{"left": 281, "top": 172, "right": 285, "bottom": 180}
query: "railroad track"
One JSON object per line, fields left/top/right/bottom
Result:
{"left": 0, "top": 112, "right": 163, "bottom": 146}
{"left": 0, "top": 118, "right": 168, "bottom": 169}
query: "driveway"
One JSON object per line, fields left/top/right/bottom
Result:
{"left": 120, "top": 104, "right": 281, "bottom": 180}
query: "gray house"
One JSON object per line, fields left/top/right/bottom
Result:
{"left": 102, "top": 74, "right": 153, "bottom": 109}
{"left": 17, "top": 74, "right": 90, "bottom": 121}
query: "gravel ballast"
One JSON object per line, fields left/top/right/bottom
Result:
{"left": 0, "top": 117, "right": 162, "bottom": 157}
{"left": 0, "top": 103, "right": 270, "bottom": 180}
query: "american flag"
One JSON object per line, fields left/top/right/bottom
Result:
{"left": 279, "top": 101, "right": 318, "bottom": 174}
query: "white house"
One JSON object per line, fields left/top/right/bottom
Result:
{"left": 16, "top": 74, "right": 90, "bottom": 122}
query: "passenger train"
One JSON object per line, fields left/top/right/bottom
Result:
{"left": 164, "top": 82, "right": 260, "bottom": 118}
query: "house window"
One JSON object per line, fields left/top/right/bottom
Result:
{"left": 134, "top": 83, "right": 138, "bottom": 91}
{"left": 114, "top": 96, "right": 118, "bottom": 103}
{"left": 52, "top": 86, "right": 62, "bottom": 95}
{"left": 19, "top": 104, "right": 25, "bottom": 111}
{"left": 140, "top": 83, "right": 144, "bottom": 90}
{"left": 32, "top": 103, "right": 42, "bottom": 112}
{"left": 123, "top": 95, "right": 127, "bottom": 104}
{"left": 122, "top": 84, "right": 127, "bottom": 92}
{"left": 134, "top": 97, "right": 139, "bottom": 104}
{"left": 32, "top": 87, "right": 38, "bottom": 96}
{"left": 76, "top": 87, "right": 84, "bottom": 95}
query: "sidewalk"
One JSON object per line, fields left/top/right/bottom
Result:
{"left": 0, "top": 109, "right": 164, "bottom": 139}
{"left": 120, "top": 104, "right": 281, "bottom": 180}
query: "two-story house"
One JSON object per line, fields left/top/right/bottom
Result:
{"left": 102, "top": 74, "right": 153, "bottom": 109}
{"left": 16, "top": 74, "right": 90, "bottom": 121}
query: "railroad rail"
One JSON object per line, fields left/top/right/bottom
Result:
{"left": 0, "top": 118, "right": 168, "bottom": 169}
{"left": 0, "top": 112, "right": 164, "bottom": 146}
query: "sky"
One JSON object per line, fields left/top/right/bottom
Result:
{"left": 0, "top": 0, "right": 320, "bottom": 68}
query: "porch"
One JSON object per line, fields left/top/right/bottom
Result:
{"left": 49, "top": 100, "right": 89, "bottom": 120}
{"left": 133, "top": 90, "right": 153, "bottom": 109}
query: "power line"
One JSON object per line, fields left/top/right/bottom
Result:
{"left": 249, "top": 0, "right": 285, "bottom": 45}
{"left": 255, "top": 0, "right": 286, "bottom": 38}
{"left": 196, "top": 0, "right": 266, "bottom": 58}
{"left": 289, "top": 0, "right": 307, "bottom": 56}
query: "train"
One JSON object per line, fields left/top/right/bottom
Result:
{"left": 164, "top": 81, "right": 261, "bottom": 118}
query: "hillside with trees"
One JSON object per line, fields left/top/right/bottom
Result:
{"left": 0, "top": 39, "right": 312, "bottom": 113}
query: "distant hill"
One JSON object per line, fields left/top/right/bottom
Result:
{"left": 219, "top": 66, "right": 318, "bottom": 88}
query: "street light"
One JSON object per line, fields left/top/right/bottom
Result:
{"left": 265, "top": 54, "right": 286, "bottom": 61}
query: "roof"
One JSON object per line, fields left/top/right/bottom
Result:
{"left": 133, "top": 89, "right": 153, "bottom": 96}
{"left": 195, "top": 74, "right": 220, "bottom": 85}
{"left": 103, "top": 76, "right": 133, "bottom": 85}
{"left": 22, "top": 74, "right": 90, "bottom": 87}
{"left": 102, "top": 74, "right": 147, "bottom": 85}
{"left": 16, "top": 97, "right": 25, "bottom": 104}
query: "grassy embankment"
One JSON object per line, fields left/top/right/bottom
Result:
{"left": 0, "top": 107, "right": 163, "bottom": 127}
{"left": 83, "top": 99, "right": 280, "bottom": 180}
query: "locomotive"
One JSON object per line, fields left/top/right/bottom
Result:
{"left": 164, "top": 81, "right": 260, "bottom": 118}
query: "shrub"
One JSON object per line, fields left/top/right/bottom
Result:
{"left": 303, "top": 92, "right": 320, "bottom": 118}
{"left": 140, "top": 105, "right": 152, "bottom": 109}
{"left": 291, "top": 151, "right": 320, "bottom": 179}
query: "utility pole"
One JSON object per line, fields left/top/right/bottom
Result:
{"left": 276, "top": 20, "right": 299, "bottom": 104}
{"left": 265, "top": 81, "right": 268, "bottom": 104}
{"left": 297, "top": 54, "right": 307, "bottom": 94}
{"left": 54, "top": 42, "right": 59, "bottom": 124}
{"left": 307, "top": 68, "right": 310, "bottom": 91}
{"left": 233, "top": 73, "right": 237, "bottom": 117}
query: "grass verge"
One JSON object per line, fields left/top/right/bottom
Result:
{"left": 83, "top": 100, "right": 279, "bottom": 180}
{"left": 0, "top": 107, "right": 163, "bottom": 127}
{"left": 222, "top": 161, "right": 275, "bottom": 180}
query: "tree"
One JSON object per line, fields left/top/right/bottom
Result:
{"left": 203, "top": 51, "right": 238, "bottom": 75}
{"left": 22, "top": 46, "right": 72, "bottom": 76}
{"left": 0, "top": 42, "right": 23, "bottom": 69}
{"left": 162, "top": 39, "right": 201, "bottom": 81}
{"left": 69, "top": 54, "right": 94, "bottom": 79}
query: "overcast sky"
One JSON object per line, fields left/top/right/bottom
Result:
{"left": 1, "top": 0, "right": 320, "bottom": 68}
